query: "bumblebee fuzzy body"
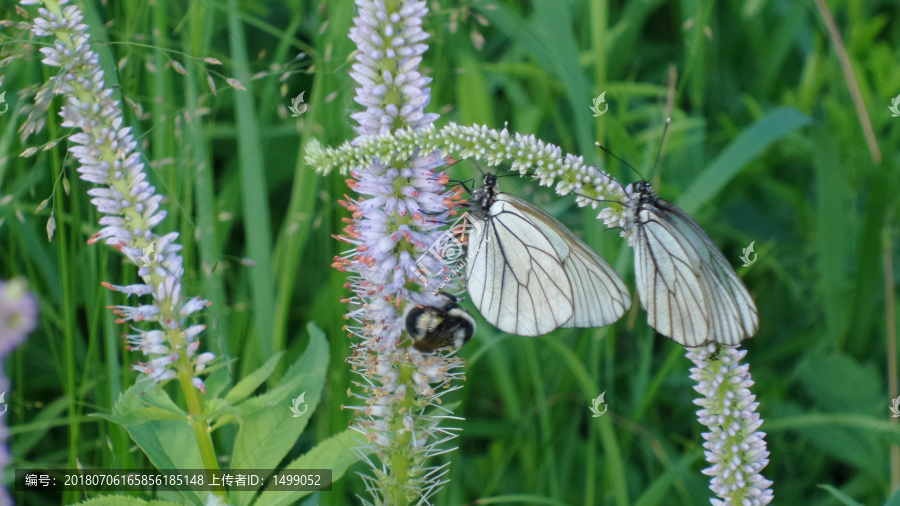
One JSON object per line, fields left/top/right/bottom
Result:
{"left": 404, "top": 292, "right": 476, "bottom": 353}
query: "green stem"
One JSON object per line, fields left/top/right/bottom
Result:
{"left": 43, "top": 79, "right": 80, "bottom": 505}
{"left": 590, "top": 0, "right": 608, "bottom": 146}
{"left": 388, "top": 362, "right": 417, "bottom": 506}
{"left": 177, "top": 363, "right": 227, "bottom": 500}
{"left": 158, "top": 284, "right": 225, "bottom": 502}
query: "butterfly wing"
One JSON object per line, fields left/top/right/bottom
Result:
{"left": 499, "top": 194, "right": 631, "bottom": 328}
{"left": 634, "top": 198, "right": 758, "bottom": 346}
{"left": 466, "top": 200, "right": 574, "bottom": 337}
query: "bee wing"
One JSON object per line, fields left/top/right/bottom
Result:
{"left": 500, "top": 194, "right": 631, "bottom": 329}
{"left": 634, "top": 199, "right": 758, "bottom": 346}
{"left": 466, "top": 200, "right": 574, "bottom": 337}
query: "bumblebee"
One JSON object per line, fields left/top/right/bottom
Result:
{"left": 404, "top": 292, "right": 476, "bottom": 353}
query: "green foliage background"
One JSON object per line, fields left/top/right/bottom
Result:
{"left": 1, "top": 0, "right": 900, "bottom": 504}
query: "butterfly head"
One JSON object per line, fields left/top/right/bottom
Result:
{"left": 635, "top": 180, "right": 653, "bottom": 195}
{"left": 624, "top": 181, "right": 656, "bottom": 202}
{"left": 468, "top": 173, "right": 498, "bottom": 220}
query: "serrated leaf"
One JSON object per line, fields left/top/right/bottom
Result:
{"left": 229, "top": 323, "right": 329, "bottom": 506}
{"left": 138, "top": 384, "right": 188, "bottom": 416}
{"left": 224, "top": 351, "right": 284, "bottom": 404}
{"left": 92, "top": 384, "right": 204, "bottom": 505}
{"left": 73, "top": 495, "right": 185, "bottom": 506}
{"left": 206, "top": 398, "right": 242, "bottom": 431}
{"left": 92, "top": 407, "right": 186, "bottom": 425}
{"left": 252, "top": 428, "right": 372, "bottom": 506}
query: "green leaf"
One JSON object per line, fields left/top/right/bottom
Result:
{"left": 539, "top": 338, "right": 629, "bottom": 506}
{"left": 634, "top": 450, "right": 702, "bottom": 506}
{"left": 455, "top": 51, "right": 494, "bottom": 127}
{"left": 817, "top": 484, "right": 865, "bottom": 506}
{"left": 206, "top": 398, "right": 243, "bottom": 431}
{"left": 765, "top": 412, "right": 900, "bottom": 443}
{"left": 468, "top": 495, "right": 573, "bottom": 506}
{"left": 531, "top": 0, "right": 596, "bottom": 159}
{"left": 224, "top": 351, "right": 284, "bottom": 404}
{"left": 789, "top": 349, "right": 885, "bottom": 473}
{"left": 229, "top": 323, "right": 329, "bottom": 506}
{"left": 227, "top": 0, "right": 276, "bottom": 360}
{"left": 72, "top": 496, "right": 184, "bottom": 506}
{"left": 885, "top": 486, "right": 900, "bottom": 506}
{"left": 12, "top": 396, "right": 68, "bottom": 458}
{"left": 813, "top": 127, "right": 853, "bottom": 341}
{"left": 794, "top": 349, "right": 882, "bottom": 414}
{"left": 676, "top": 107, "right": 810, "bottom": 215}
{"left": 252, "top": 428, "right": 371, "bottom": 506}
{"left": 93, "top": 407, "right": 186, "bottom": 425}
{"left": 479, "top": 1, "right": 596, "bottom": 160}
{"left": 137, "top": 385, "right": 188, "bottom": 416}
{"left": 92, "top": 385, "right": 204, "bottom": 505}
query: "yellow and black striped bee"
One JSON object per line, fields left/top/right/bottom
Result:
{"left": 404, "top": 292, "right": 476, "bottom": 353}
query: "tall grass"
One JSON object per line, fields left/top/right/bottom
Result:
{"left": 1, "top": 0, "right": 899, "bottom": 504}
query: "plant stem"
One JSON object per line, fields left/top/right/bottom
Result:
{"left": 590, "top": 0, "right": 607, "bottom": 146}
{"left": 884, "top": 219, "right": 898, "bottom": 491}
{"left": 813, "top": 0, "right": 881, "bottom": 164}
{"left": 177, "top": 365, "right": 228, "bottom": 501}
{"left": 48, "top": 92, "right": 80, "bottom": 505}
{"left": 388, "top": 361, "right": 416, "bottom": 506}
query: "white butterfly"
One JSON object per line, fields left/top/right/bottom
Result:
{"left": 623, "top": 181, "right": 758, "bottom": 346}
{"left": 464, "top": 174, "right": 631, "bottom": 337}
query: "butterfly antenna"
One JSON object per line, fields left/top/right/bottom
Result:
{"left": 447, "top": 178, "right": 474, "bottom": 194}
{"left": 595, "top": 142, "right": 645, "bottom": 181}
{"left": 649, "top": 117, "right": 671, "bottom": 182}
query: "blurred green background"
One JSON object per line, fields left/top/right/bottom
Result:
{"left": 1, "top": 0, "right": 900, "bottom": 504}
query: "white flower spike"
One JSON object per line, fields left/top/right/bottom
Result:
{"left": 688, "top": 344, "right": 774, "bottom": 506}
{"left": 21, "top": 0, "right": 215, "bottom": 394}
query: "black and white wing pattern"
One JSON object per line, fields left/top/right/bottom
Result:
{"left": 498, "top": 194, "right": 631, "bottom": 329}
{"left": 632, "top": 197, "right": 758, "bottom": 346}
{"left": 466, "top": 199, "right": 574, "bottom": 336}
